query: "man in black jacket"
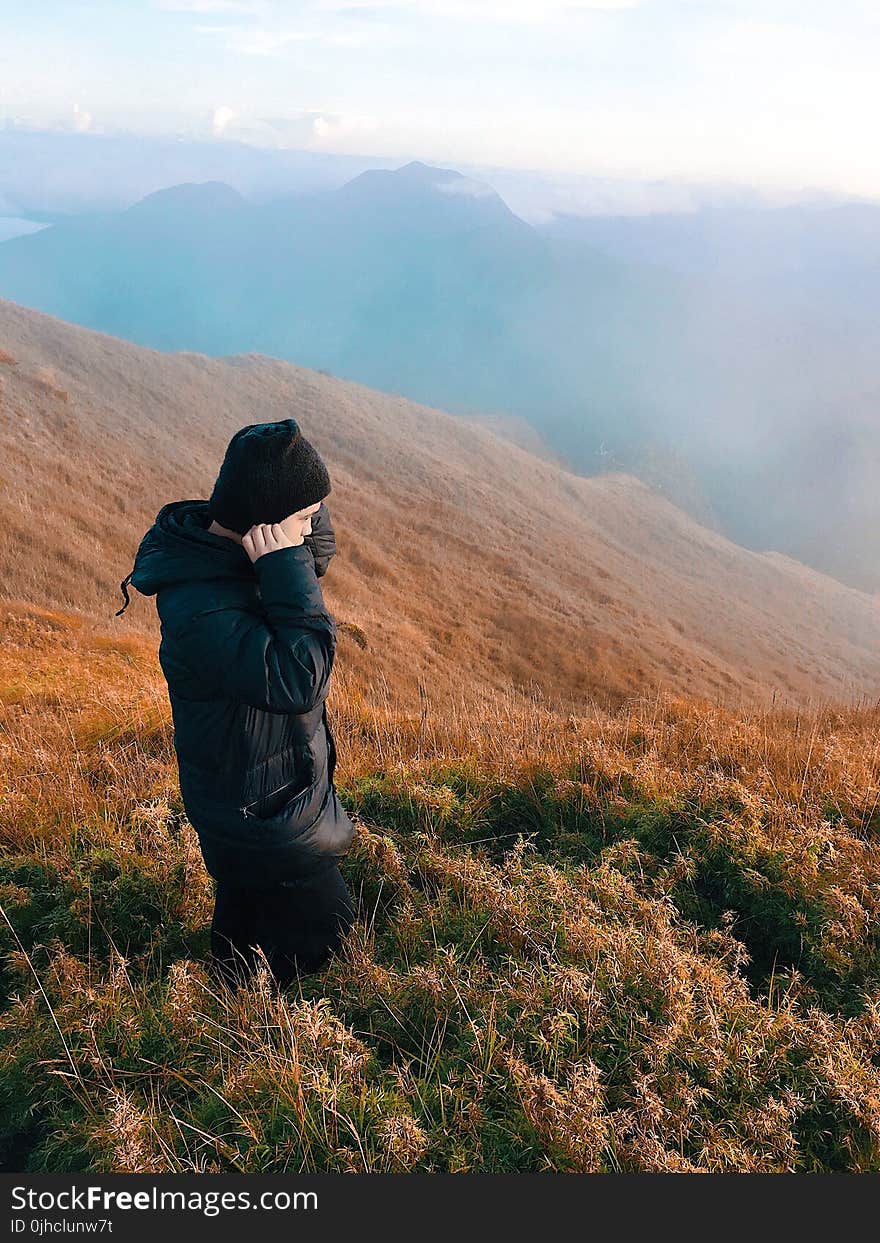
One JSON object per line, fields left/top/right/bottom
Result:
{"left": 116, "top": 418, "right": 356, "bottom": 989}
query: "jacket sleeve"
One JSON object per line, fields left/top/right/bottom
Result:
{"left": 173, "top": 544, "right": 337, "bottom": 713}
{"left": 302, "top": 500, "right": 336, "bottom": 578}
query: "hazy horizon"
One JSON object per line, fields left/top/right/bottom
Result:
{"left": 1, "top": 123, "right": 871, "bottom": 230}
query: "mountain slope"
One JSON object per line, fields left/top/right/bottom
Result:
{"left": 1, "top": 295, "right": 878, "bottom": 709}
{"left": 4, "top": 167, "right": 880, "bottom": 589}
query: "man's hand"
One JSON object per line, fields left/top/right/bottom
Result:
{"left": 242, "top": 522, "right": 300, "bottom": 563}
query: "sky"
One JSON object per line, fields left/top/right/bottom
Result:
{"left": 2, "top": 1, "right": 879, "bottom": 199}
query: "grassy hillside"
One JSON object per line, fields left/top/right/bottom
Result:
{"left": 1, "top": 601, "right": 878, "bottom": 1173}
{"left": 2, "top": 296, "right": 880, "bottom": 710}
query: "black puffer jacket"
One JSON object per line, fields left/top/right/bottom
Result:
{"left": 119, "top": 498, "right": 355, "bottom": 886}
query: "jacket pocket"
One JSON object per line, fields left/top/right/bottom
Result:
{"left": 242, "top": 774, "right": 327, "bottom": 838}
{"left": 239, "top": 741, "right": 318, "bottom": 820}
{"left": 241, "top": 772, "right": 316, "bottom": 821}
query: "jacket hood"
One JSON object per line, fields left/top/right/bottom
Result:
{"left": 116, "top": 499, "right": 252, "bottom": 615}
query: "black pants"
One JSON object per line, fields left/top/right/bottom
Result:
{"left": 210, "top": 864, "right": 356, "bottom": 989}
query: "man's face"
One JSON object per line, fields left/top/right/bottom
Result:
{"left": 277, "top": 500, "right": 323, "bottom": 544}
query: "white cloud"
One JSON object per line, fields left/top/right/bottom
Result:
{"left": 72, "top": 102, "right": 92, "bottom": 132}
{"left": 208, "top": 108, "right": 379, "bottom": 148}
{"left": 212, "top": 104, "right": 236, "bottom": 134}
{"left": 312, "top": 113, "right": 379, "bottom": 143}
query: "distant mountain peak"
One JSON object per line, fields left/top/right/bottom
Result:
{"left": 394, "top": 160, "right": 466, "bottom": 183}
{"left": 335, "top": 160, "right": 518, "bottom": 223}
{"left": 126, "top": 181, "right": 247, "bottom": 216}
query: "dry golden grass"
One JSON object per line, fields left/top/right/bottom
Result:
{"left": 2, "top": 295, "right": 880, "bottom": 710}
{"left": 1, "top": 602, "right": 879, "bottom": 1172}
{"left": 2, "top": 298, "right": 879, "bottom": 1171}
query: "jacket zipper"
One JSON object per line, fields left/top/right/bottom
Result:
{"left": 241, "top": 772, "right": 314, "bottom": 817}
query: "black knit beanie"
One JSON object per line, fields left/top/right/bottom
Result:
{"left": 208, "top": 418, "right": 331, "bottom": 535}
